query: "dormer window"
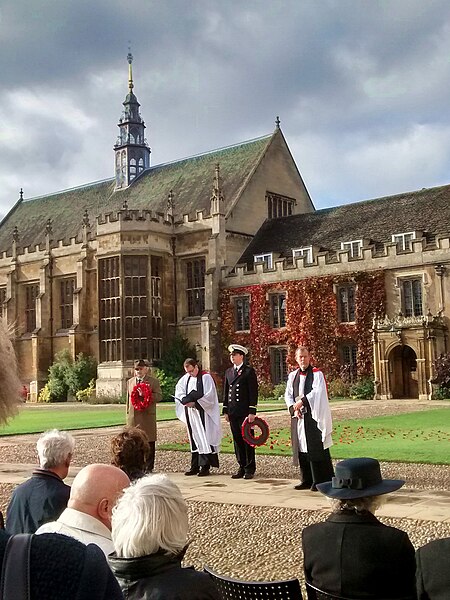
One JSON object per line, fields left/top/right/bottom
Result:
{"left": 341, "top": 240, "right": 363, "bottom": 258}
{"left": 254, "top": 253, "right": 273, "bottom": 269}
{"left": 293, "top": 247, "right": 313, "bottom": 263}
{"left": 392, "top": 232, "right": 415, "bottom": 252}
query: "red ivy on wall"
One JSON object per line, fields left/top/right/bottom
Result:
{"left": 220, "top": 271, "right": 386, "bottom": 383}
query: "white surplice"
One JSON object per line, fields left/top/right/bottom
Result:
{"left": 175, "top": 372, "right": 222, "bottom": 454}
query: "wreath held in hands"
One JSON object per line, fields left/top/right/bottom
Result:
{"left": 131, "top": 382, "right": 153, "bottom": 411}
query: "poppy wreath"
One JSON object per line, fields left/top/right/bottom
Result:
{"left": 130, "top": 382, "right": 153, "bottom": 411}
{"left": 241, "top": 416, "right": 270, "bottom": 448}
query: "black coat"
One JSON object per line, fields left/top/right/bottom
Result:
{"left": 302, "top": 510, "right": 416, "bottom": 599}
{"left": 416, "top": 537, "right": 450, "bottom": 600}
{"left": 0, "top": 530, "right": 123, "bottom": 600}
{"left": 109, "top": 550, "right": 220, "bottom": 600}
{"left": 6, "top": 469, "right": 70, "bottom": 534}
{"left": 223, "top": 364, "right": 258, "bottom": 418}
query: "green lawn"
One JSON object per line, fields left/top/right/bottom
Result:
{"left": 160, "top": 408, "right": 450, "bottom": 465}
{"left": 0, "top": 401, "right": 286, "bottom": 436}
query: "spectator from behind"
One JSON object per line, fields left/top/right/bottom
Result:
{"left": 416, "top": 536, "right": 450, "bottom": 600}
{"left": 109, "top": 474, "right": 220, "bottom": 599}
{"left": 302, "top": 457, "right": 416, "bottom": 599}
{"left": 0, "top": 318, "right": 122, "bottom": 599}
{"left": 6, "top": 428, "right": 74, "bottom": 533}
{"left": 111, "top": 426, "right": 150, "bottom": 481}
{"left": 36, "top": 463, "right": 130, "bottom": 556}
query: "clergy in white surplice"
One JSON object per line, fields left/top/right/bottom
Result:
{"left": 174, "top": 358, "right": 222, "bottom": 477}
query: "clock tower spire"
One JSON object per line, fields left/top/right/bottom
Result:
{"left": 114, "top": 51, "right": 150, "bottom": 189}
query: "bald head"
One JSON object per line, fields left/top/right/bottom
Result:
{"left": 69, "top": 464, "right": 130, "bottom": 530}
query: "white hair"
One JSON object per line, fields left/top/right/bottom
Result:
{"left": 111, "top": 474, "right": 188, "bottom": 558}
{"left": 330, "top": 495, "right": 386, "bottom": 515}
{"left": 36, "top": 429, "right": 75, "bottom": 469}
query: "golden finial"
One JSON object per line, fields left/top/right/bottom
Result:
{"left": 127, "top": 44, "right": 134, "bottom": 92}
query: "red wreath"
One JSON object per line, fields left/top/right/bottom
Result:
{"left": 130, "top": 382, "right": 153, "bottom": 411}
{"left": 241, "top": 416, "right": 270, "bottom": 448}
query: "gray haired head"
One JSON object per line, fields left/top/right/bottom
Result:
{"left": 36, "top": 429, "right": 75, "bottom": 469}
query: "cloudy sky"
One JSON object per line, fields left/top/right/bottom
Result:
{"left": 1, "top": 0, "right": 450, "bottom": 216}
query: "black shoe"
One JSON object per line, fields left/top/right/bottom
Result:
{"left": 294, "top": 482, "right": 312, "bottom": 490}
{"left": 197, "top": 469, "right": 210, "bottom": 477}
{"left": 184, "top": 469, "right": 200, "bottom": 476}
{"left": 231, "top": 471, "right": 245, "bottom": 479}
{"left": 243, "top": 473, "right": 254, "bottom": 480}
{"left": 310, "top": 484, "right": 318, "bottom": 491}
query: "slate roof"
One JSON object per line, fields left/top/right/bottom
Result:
{"left": 239, "top": 184, "right": 450, "bottom": 266}
{"left": 0, "top": 134, "right": 273, "bottom": 253}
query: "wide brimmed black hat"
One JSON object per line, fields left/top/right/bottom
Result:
{"left": 316, "top": 457, "right": 405, "bottom": 499}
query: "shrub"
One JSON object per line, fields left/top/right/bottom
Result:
{"left": 37, "top": 383, "right": 52, "bottom": 403}
{"left": 155, "top": 368, "right": 179, "bottom": 402}
{"left": 44, "top": 350, "right": 98, "bottom": 402}
{"left": 160, "top": 333, "right": 197, "bottom": 378}
{"left": 88, "top": 393, "right": 127, "bottom": 405}
{"left": 433, "top": 385, "right": 450, "bottom": 400}
{"left": 272, "top": 382, "right": 287, "bottom": 401}
{"left": 65, "top": 354, "right": 97, "bottom": 396}
{"left": 349, "top": 376, "right": 374, "bottom": 400}
{"left": 75, "top": 379, "right": 96, "bottom": 402}
{"left": 258, "top": 381, "right": 274, "bottom": 400}
{"left": 432, "top": 353, "right": 450, "bottom": 391}
{"left": 328, "top": 377, "right": 351, "bottom": 399}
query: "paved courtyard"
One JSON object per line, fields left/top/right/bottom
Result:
{"left": 0, "top": 399, "right": 449, "bottom": 582}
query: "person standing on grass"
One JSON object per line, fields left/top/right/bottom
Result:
{"left": 174, "top": 358, "right": 221, "bottom": 477}
{"left": 223, "top": 344, "right": 258, "bottom": 480}
{"left": 284, "top": 345, "right": 334, "bottom": 491}
{"left": 126, "top": 359, "right": 162, "bottom": 473}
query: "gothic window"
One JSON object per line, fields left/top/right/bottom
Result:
{"left": 0, "top": 287, "right": 6, "bottom": 319}
{"left": 186, "top": 258, "right": 206, "bottom": 317}
{"left": 124, "top": 256, "right": 148, "bottom": 361}
{"left": 59, "top": 278, "right": 75, "bottom": 329}
{"left": 337, "top": 285, "right": 356, "bottom": 322}
{"left": 392, "top": 232, "right": 415, "bottom": 252}
{"left": 341, "top": 240, "right": 363, "bottom": 258}
{"left": 138, "top": 157, "right": 144, "bottom": 173}
{"left": 270, "top": 347, "right": 288, "bottom": 384}
{"left": 99, "top": 257, "right": 121, "bottom": 362}
{"left": 130, "top": 158, "right": 137, "bottom": 180}
{"left": 234, "top": 296, "right": 250, "bottom": 331}
{"left": 401, "top": 278, "right": 423, "bottom": 317}
{"left": 339, "top": 343, "right": 357, "bottom": 380}
{"left": 266, "top": 192, "right": 295, "bottom": 219}
{"left": 151, "top": 256, "right": 163, "bottom": 360}
{"left": 25, "top": 283, "right": 39, "bottom": 333}
{"left": 293, "top": 247, "right": 313, "bottom": 263}
{"left": 270, "top": 293, "right": 286, "bottom": 328}
{"left": 254, "top": 253, "right": 273, "bottom": 269}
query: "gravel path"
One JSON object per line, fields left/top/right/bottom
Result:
{"left": 0, "top": 399, "right": 449, "bottom": 581}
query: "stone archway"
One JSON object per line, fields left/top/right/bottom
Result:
{"left": 388, "top": 345, "right": 418, "bottom": 399}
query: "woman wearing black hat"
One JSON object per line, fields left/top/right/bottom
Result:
{"left": 302, "top": 457, "right": 416, "bottom": 599}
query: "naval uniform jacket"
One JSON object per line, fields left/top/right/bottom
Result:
{"left": 223, "top": 364, "right": 258, "bottom": 419}
{"left": 127, "top": 374, "right": 162, "bottom": 441}
{"left": 302, "top": 510, "right": 416, "bottom": 599}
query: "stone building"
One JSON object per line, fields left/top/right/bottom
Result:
{"left": 223, "top": 187, "right": 450, "bottom": 399}
{"left": 0, "top": 56, "right": 313, "bottom": 400}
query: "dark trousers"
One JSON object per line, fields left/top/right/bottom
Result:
{"left": 147, "top": 441, "right": 155, "bottom": 473}
{"left": 190, "top": 451, "right": 219, "bottom": 471}
{"left": 298, "top": 450, "right": 334, "bottom": 485}
{"left": 229, "top": 415, "right": 256, "bottom": 475}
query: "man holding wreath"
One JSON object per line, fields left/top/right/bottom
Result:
{"left": 126, "top": 359, "right": 162, "bottom": 473}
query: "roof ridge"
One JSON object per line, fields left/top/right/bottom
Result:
{"left": 150, "top": 133, "right": 273, "bottom": 169}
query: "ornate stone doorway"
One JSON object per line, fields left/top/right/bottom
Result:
{"left": 389, "top": 345, "right": 418, "bottom": 399}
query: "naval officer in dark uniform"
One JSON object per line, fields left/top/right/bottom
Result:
{"left": 223, "top": 344, "right": 258, "bottom": 479}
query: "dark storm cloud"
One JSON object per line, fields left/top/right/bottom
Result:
{"left": 1, "top": 0, "right": 450, "bottom": 215}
